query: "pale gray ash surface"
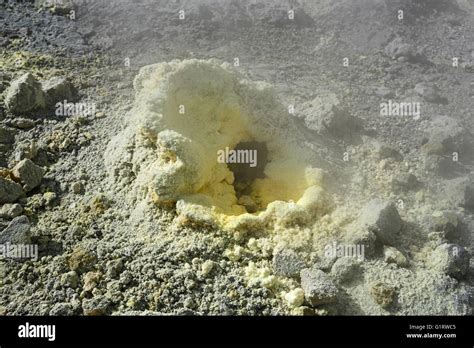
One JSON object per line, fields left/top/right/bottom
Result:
{"left": 0, "top": 0, "right": 473, "bottom": 316}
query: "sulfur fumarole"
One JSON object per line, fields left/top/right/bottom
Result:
{"left": 105, "top": 59, "right": 330, "bottom": 230}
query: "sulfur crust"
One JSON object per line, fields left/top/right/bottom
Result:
{"left": 105, "top": 59, "right": 329, "bottom": 230}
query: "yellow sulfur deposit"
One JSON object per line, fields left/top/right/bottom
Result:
{"left": 105, "top": 59, "right": 329, "bottom": 230}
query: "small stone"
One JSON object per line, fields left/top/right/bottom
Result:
{"left": 428, "top": 243, "right": 470, "bottom": 279}
{"left": 8, "top": 118, "right": 35, "bottom": 130}
{"left": 183, "top": 297, "right": 196, "bottom": 310}
{"left": 343, "top": 222, "right": 377, "bottom": 257}
{"left": 12, "top": 159, "right": 45, "bottom": 192}
{"left": 383, "top": 246, "right": 408, "bottom": 267}
{"left": 201, "top": 260, "right": 215, "bottom": 277}
{"left": 313, "top": 253, "right": 338, "bottom": 272}
{"left": 42, "top": 77, "right": 77, "bottom": 107}
{"left": 0, "top": 176, "right": 24, "bottom": 204}
{"left": 298, "top": 93, "right": 362, "bottom": 142}
{"left": 68, "top": 247, "right": 97, "bottom": 273}
{"left": 0, "top": 203, "right": 23, "bottom": 219}
{"left": 284, "top": 288, "right": 305, "bottom": 307}
{"left": 106, "top": 259, "right": 123, "bottom": 279}
{"left": 50, "top": 302, "right": 74, "bottom": 316}
{"left": 82, "top": 296, "right": 111, "bottom": 316}
{"left": 60, "top": 271, "right": 79, "bottom": 288}
{"left": 43, "top": 192, "right": 57, "bottom": 206}
{"left": 272, "top": 248, "right": 306, "bottom": 278}
{"left": 358, "top": 199, "right": 402, "bottom": 246}
{"left": 0, "top": 215, "right": 31, "bottom": 244}
{"left": 4, "top": 73, "right": 45, "bottom": 115}
{"left": 370, "top": 282, "right": 396, "bottom": 308}
{"left": 13, "top": 142, "right": 39, "bottom": 162}
{"left": 300, "top": 268, "right": 338, "bottom": 306}
{"left": 330, "top": 257, "right": 362, "bottom": 284}
{"left": 71, "top": 181, "right": 85, "bottom": 194}
{"left": 391, "top": 173, "right": 419, "bottom": 193}
{"left": 83, "top": 271, "right": 102, "bottom": 292}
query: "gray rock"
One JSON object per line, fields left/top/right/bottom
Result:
{"left": 42, "top": 77, "right": 77, "bottom": 107}
{"left": 428, "top": 243, "right": 470, "bottom": 279}
{"left": 414, "top": 83, "right": 446, "bottom": 104}
{"left": 383, "top": 246, "right": 408, "bottom": 267}
{"left": 299, "top": 93, "right": 362, "bottom": 142}
{"left": 82, "top": 296, "right": 111, "bottom": 316}
{"left": 60, "top": 271, "right": 79, "bottom": 289}
{"left": 106, "top": 258, "right": 124, "bottom": 279}
{"left": 358, "top": 199, "right": 402, "bottom": 246}
{"left": 0, "top": 177, "right": 24, "bottom": 204}
{"left": 313, "top": 254, "right": 338, "bottom": 272}
{"left": 8, "top": 118, "right": 36, "bottom": 130}
{"left": 391, "top": 173, "right": 419, "bottom": 193}
{"left": 0, "top": 203, "right": 23, "bottom": 219}
{"left": 4, "top": 73, "right": 45, "bottom": 115}
{"left": 0, "top": 215, "right": 31, "bottom": 244}
{"left": 330, "top": 257, "right": 362, "bottom": 284}
{"left": 50, "top": 302, "right": 74, "bottom": 316}
{"left": 12, "top": 159, "right": 45, "bottom": 192}
{"left": 272, "top": 249, "right": 306, "bottom": 277}
{"left": 71, "top": 181, "right": 85, "bottom": 195}
{"left": 370, "top": 281, "right": 396, "bottom": 308}
{"left": 343, "top": 222, "right": 377, "bottom": 257}
{"left": 300, "top": 268, "right": 338, "bottom": 306}
{"left": 0, "top": 126, "right": 17, "bottom": 144}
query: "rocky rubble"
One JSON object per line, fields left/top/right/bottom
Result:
{"left": 0, "top": 215, "right": 31, "bottom": 244}
{"left": 12, "top": 159, "right": 44, "bottom": 192}
{"left": 358, "top": 199, "right": 402, "bottom": 246}
{"left": 300, "top": 268, "right": 338, "bottom": 306}
{"left": 4, "top": 73, "right": 45, "bottom": 115}
{"left": 4, "top": 73, "right": 77, "bottom": 116}
{"left": 0, "top": 0, "right": 472, "bottom": 317}
{"left": 0, "top": 177, "right": 24, "bottom": 204}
